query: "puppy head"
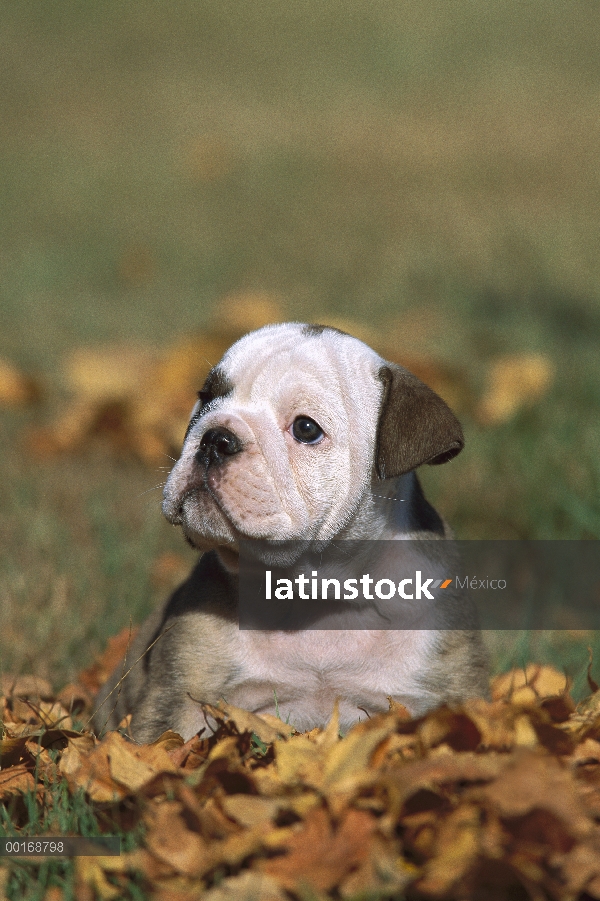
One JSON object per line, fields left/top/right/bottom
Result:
{"left": 162, "top": 323, "right": 463, "bottom": 549}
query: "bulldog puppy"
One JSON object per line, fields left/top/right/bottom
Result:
{"left": 94, "top": 323, "right": 488, "bottom": 741}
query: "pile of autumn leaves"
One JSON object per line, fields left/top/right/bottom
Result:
{"left": 3, "top": 661, "right": 600, "bottom": 901}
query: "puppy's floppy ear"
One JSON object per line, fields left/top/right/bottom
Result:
{"left": 375, "top": 364, "right": 464, "bottom": 479}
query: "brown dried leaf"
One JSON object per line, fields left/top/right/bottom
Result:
{"left": 221, "top": 795, "right": 281, "bottom": 828}
{"left": 79, "top": 626, "right": 139, "bottom": 695}
{"left": 74, "top": 856, "right": 129, "bottom": 901}
{"left": 1, "top": 728, "right": 82, "bottom": 768}
{"left": 491, "top": 664, "right": 569, "bottom": 702}
{"left": 477, "top": 353, "right": 554, "bottom": 425}
{"left": 106, "top": 732, "right": 178, "bottom": 791}
{"left": 540, "top": 693, "right": 576, "bottom": 722}
{"left": 275, "top": 734, "right": 324, "bottom": 786}
{"left": 65, "top": 346, "right": 155, "bottom": 401}
{"left": 340, "top": 835, "right": 416, "bottom": 898}
{"left": 56, "top": 683, "right": 93, "bottom": 714}
{"left": 417, "top": 803, "right": 481, "bottom": 895}
{"left": 461, "top": 699, "right": 521, "bottom": 751}
{"left": 570, "top": 737, "right": 600, "bottom": 772}
{"left": 145, "top": 801, "right": 209, "bottom": 877}
{"left": 387, "top": 696, "right": 412, "bottom": 718}
{"left": 61, "top": 733, "right": 130, "bottom": 802}
{"left": 559, "top": 839, "right": 600, "bottom": 897}
{"left": 202, "top": 871, "right": 286, "bottom": 901}
{"left": 1, "top": 675, "right": 53, "bottom": 700}
{"left": 150, "top": 730, "right": 186, "bottom": 754}
{"left": 261, "top": 806, "right": 376, "bottom": 892}
{"left": 322, "top": 721, "right": 394, "bottom": 790}
{"left": 388, "top": 752, "right": 507, "bottom": 819}
{"left": 213, "top": 291, "right": 284, "bottom": 334}
{"left": 0, "top": 357, "right": 41, "bottom": 406}
{"left": 150, "top": 552, "right": 191, "bottom": 592}
{"left": 0, "top": 763, "right": 36, "bottom": 799}
{"left": 213, "top": 700, "right": 295, "bottom": 744}
{"left": 476, "top": 750, "right": 591, "bottom": 839}
{"left": 418, "top": 707, "right": 482, "bottom": 752}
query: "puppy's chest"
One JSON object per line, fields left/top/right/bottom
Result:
{"left": 229, "top": 629, "right": 429, "bottom": 695}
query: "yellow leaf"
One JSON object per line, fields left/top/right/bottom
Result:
{"left": 275, "top": 735, "right": 323, "bottom": 785}
{"left": 477, "top": 353, "right": 554, "bottom": 425}
{"left": 214, "top": 291, "right": 284, "bottom": 333}
{"left": 1, "top": 675, "right": 53, "bottom": 699}
{"left": 202, "top": 870, "right": 286, "bottom": 901}
{"left": 221, "top": 794, "right": 281, "bottom": 828}
{"left": 513, "top": 714, "right": 539, "bottom": 747}
{"left": 323, "top": 724, "right": 392, "bottom": 789}
{"left": 65, "top": 346, "right": 155, "bottom": 401}
{"left": 106, "top": 732, "right": 178, "bottom": 791}
{"left": 491, "top": 664, "right": 568, "bottom": 702}
{"left": 75, "top": 857, "right": 124, "bottom": 900}
{"left": 216, "top": 700, "right": 294, "bottom": 744}
{"left": 0, "top": 358, "right": 41, "bottom": 406}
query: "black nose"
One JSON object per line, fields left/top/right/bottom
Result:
{"left": 196, "top": 427, "right": 242, "bottom": 467}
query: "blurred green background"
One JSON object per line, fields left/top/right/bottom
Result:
{"left": 1, "top": 0, "right": 599, "bottom": 692}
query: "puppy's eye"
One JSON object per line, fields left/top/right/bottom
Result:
{"left": 291, "top": 416, "right": 324, "bottom": 444}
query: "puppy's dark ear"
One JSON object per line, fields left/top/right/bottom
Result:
{"left": 375, "top": 364, "right": 464, "bottom": 479}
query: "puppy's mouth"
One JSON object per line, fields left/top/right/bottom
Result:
{"left": 170, "top": 476, "right": 251, "bottom": 551}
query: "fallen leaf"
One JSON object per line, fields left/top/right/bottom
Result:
{"left": 79, "top": 626, "right": 139, "bottom": 695}
{"left": 417, "top": 803, "right": 481, "bottom": 895}
{"left": 340, "top": 835, "right": 416, "bottom": 898}
{"left": 56, "top": 683, "right": 93, "bottom": 715}
{"left": 151, "top": 552, "right": 191, "bottom": 591}
{"left": 0, "top": 763, "right": 36, "bottom": 799}
{"left": 1, "top": 728, "right": 82, "bottom": 768}
{"left": 65, "top": 345, "right": 155, "bottom": 401}
{"left": 106, "top": 731, "right": 178, "bottom": 791}
{"left": 323, "top": 722, "right": 393, "bottom": 790}
{"left": 418, "top": 707, "right": 482, "bottom": 752}
{"left": 1, "top": 675, "right": 53, "bottom": 699}
{"left": 475, "top": 750, "right": 592, "bottom": 839}
{"left": 387, "top": 696, "right": 412, "bottom": 718}
{"left": 491, "top": 664, "right": 568, "bottom": 702}
{"left": 261, "top": 806, "right": 376, "bottom": 892}
{"left": 477, "top": 353, "right": 554, "bottom": 425}
{"left": 0, "top": 357, "right": 41, "bottom": 406}
{"left": 203, "top": 700, "right": 295, "bottom": 744}
{"left": 202, "top": 871, "right": 286, "bottom": 901}
{"left": 75, "top": 856, "right": 130, "bottom": 901}
{"left": 214, "top": 291, "right": 283, "bottom": 334}
{"left": 275, "top": 734, "right": 324, "bottom": 786}
{"left": 61, "top": 733, "right": 131, "bottom": 802}
{"left": 145, "top": 801, "right": 209, "bottom": 877}
{"left": 221, "top": 795, "right": 281, "bottom": 828}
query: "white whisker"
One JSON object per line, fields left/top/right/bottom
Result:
{"left": 138, "top": 483, "right": 166, "bottom": 497}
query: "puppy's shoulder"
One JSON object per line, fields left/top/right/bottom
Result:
{"left": 160, "top": 551, "right": 237, "bottom": 622}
